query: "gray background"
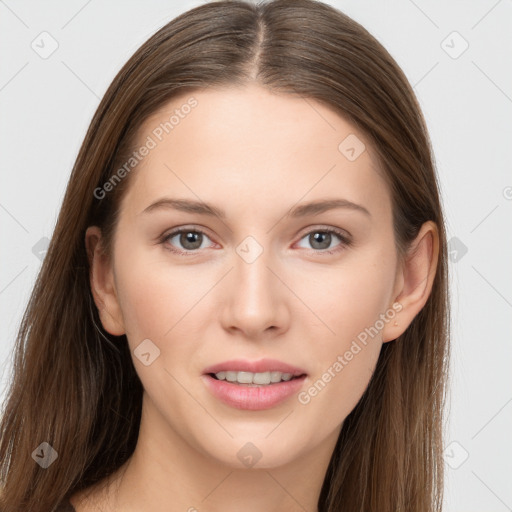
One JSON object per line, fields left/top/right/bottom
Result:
{"left": 1, "top": 1, "right": 511, "bottom": 510}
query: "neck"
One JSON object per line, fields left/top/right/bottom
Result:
{"left": 86, "top": 393, "right": 339, "bottom": 512}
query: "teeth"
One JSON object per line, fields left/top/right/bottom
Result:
{"left": 214, "top": 370, "right": 295, "bottom": 385}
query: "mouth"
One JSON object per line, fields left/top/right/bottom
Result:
{"left": 202, "top": 372, "right": 308, "bottom": 411}
{"left": 201, "top": 358, "right": 308, "bottom": 410}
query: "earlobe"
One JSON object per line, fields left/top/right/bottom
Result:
{"left": 85, "top": 226, "right": 125, "bottom": 336}
{"left": 382, "top": 221, "right": 439, "bottom": 343}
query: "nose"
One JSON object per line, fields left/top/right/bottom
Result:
{"left": 220, "top": 242, "right": 289, "bottom": 339}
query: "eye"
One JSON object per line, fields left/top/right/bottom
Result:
{"left": 161, "top": 227, "right": 214, "bottom": 255}
{"left": 160, "top": 226, "right": 351, "bottom": 256}
{"left": 295, "top": 227, "right": 351, "bottom": 255}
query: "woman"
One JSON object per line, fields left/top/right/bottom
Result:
{"left": 0, "top": 0, "right": 450, "bottom": 511}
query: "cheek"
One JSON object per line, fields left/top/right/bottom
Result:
{"left": 113, "top": 244, "right": 205, "bottom": 349}
{"left": 299, "top": 247, "right": 396, "bottom": 350}
{"left": 293, "top": 247, "right": 395, "bottom": 424}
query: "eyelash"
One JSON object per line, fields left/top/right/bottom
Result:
{"left": 159, "top": 226, "right": 352, "bottom": 257}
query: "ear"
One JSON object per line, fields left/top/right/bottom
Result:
{"left": 382, "top": 220, "right": 439, "bottom": 343}
{"left": 85, "top": 226, "right": 125, "bottom": 336}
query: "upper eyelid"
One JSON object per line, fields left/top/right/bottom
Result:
{"left": 164, "top": 225, "right": 215, "bottom": 242}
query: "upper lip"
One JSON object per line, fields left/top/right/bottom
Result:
{"left": 202, "top": 358, "right": 307, "bottom": 376}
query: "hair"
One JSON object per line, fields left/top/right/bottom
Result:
{"left": 0, "top": 1, "right": 450, "bottom": 511}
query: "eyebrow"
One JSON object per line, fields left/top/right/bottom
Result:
{"left": 141, "top": 197, "right": 371, "bottom": 218}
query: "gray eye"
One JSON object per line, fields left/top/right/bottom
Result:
{"left": 297, "top": 230, "right": 343, "bottom": 251}
{"left": 167, "top": 230, "right": 212, "bottom": 251}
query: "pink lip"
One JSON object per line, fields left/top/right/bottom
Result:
{"left": 201, "top": 374, "right": 307, "bottom": 411}
{"left": 202, "top": 358, "right": 307, "bottom": 377}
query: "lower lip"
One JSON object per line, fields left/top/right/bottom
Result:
{"left": 201, "top": 374, "right": 307, "bottom": 411}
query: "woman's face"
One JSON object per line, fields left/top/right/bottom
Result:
{"left": 92, "top": 84, "right": 405, "bottom": 469}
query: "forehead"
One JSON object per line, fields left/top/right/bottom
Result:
{"left": 121, "top": 84, "right": 392, "bottom": 221}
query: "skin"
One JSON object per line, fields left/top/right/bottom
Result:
{"left": 76, "top": 83, "right": 438, "bottom": 512}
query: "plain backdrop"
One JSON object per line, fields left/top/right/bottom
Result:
{"left": 0, "top": 1, "right": 511, "bottom": 510}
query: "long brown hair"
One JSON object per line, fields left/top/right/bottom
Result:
{"left": 0, "top": 1, "right": 450, "bottom": 510}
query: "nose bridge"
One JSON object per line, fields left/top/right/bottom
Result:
{"left": 234, "top": 233, "right": 276, "bottom": 303}
{"left": 223, "top": 233, "right": 284, "bottom": 333}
